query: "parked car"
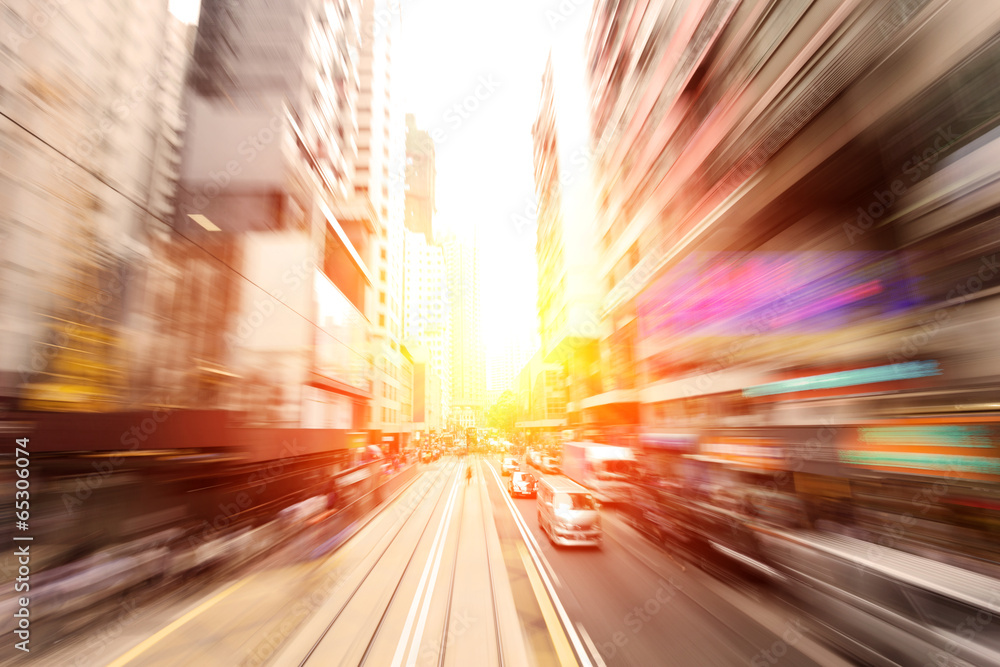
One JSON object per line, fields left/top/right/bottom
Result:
{"left": 502, "top": 457, "right": 519, "bottom": 475}
{"left": 508, "top": 471, "right": 537, "bottom": 498}
{"left": 537, "top": 476, "right": 602, "bottom": 548}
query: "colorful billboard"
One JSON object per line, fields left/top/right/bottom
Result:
{"left": 638, "top": 252, "right": 920, "bottom": 341}
{"left": 838, "top": 423, "right": 1000, "bottom": 481}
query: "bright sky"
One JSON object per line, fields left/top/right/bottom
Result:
{"left": 171, "top": 0, "right": 595, "bottom": 362}
{"left": 398, "top": 0, "right": 594, "bottom": 360}
{"left": 169, "top": 0, "right": 200, "bottom": 24}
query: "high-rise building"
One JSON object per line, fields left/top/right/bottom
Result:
{"left": 530, "top": 54, "right": 601, "bottom": 430}
{"left": 443, "top": 234, "right": 484, "bottom": 428}
{"left": 0, "top": 0, "right": 191, "bottom": 409}
{"left": 404, "top": 113, "right": 436, "bottom": 243}
{"left": 583, "top": 0, "right": 1000, "bottom": 438}
{"left": 401, "top": 115, "right": 450, "bottom": 418}
{"left": 487, "top": 333, "right": 535, "bottom": 396}
{"left": 162, "top": 0, "right": 377, "bottom": 438}
{"left": 353, "top": 0, "right": 409, "bottom": 447}
{"left": 515, "top": 349, "right": 567, "bottom": 435}
{"left": 402, "top": 231, "right": 450, "bottom": 414}
{"left": 402, "top": 340, "right": 443, "bottom": 434}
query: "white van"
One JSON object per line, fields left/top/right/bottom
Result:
{"left": 536, "top": 476, "right": 602, "bottom": 548}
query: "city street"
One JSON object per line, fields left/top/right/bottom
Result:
{"left": 6, "top": 0, "right": 1000, "bottom": 664}
{"left": 32, "top": 458, "right": 850, "bottom": 667}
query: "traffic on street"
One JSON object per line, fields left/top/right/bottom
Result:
{"left": 5, "top": 0, "right": 1000, "bottom": 664}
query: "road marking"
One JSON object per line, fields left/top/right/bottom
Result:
{"left": 575, "top": 622, "right": 607, "bottom": 667}
{"left": 486, "top": 461, "right": 561, "bottom": 588}
{"left": 517, "top": 542, "right": 578, "bottom": 667}
{"left": 485, "top": 463, "right": 592, "bottom": 667}
{"left": 105, "top": 578, "right": 251, "bottom": 667}
{"left": 390, "top": 465, "right": 460, "bottom": 667}
{"left": 405, "top": 466, "right": 464, "bottom": 667}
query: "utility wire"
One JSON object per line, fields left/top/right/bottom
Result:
{"left": 0, "top": 108, "right": 403, "bottom": 387}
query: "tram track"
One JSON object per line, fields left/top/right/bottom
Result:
{"left": 292, "top": 460, "right": 459, "bottom": 666}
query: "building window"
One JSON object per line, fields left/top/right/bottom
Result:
{"left": 379, "top": 291, "right": 386, "bottom": 304}
{"left": 381, "top": 247, "right": 387, "bottom": 260}
{"left": 380, "top": 269, "right": 386, "bottom": 281}
{"left": 379, "top": 314, "right": 385, "bottom": 327}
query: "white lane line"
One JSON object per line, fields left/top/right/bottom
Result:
{"left": 390, "top": 465, "right": 461, "bottom": 667}
{"left": 404, "top": 463, "right": 465, "bottom": 667}
{"left": 576, "top": 622, "right": 608, "bottom": 667}
{"left": 485, "top": 462, "right": 562, "bottom": 589}
{"left": 484, "top": 462, "right": 594, "bottom": 667}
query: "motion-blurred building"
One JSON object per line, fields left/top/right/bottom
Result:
{"left": 402, "top": 115, "right": 449, "bottom": 422}
{"left": 487, "top": 330, "right": 536, "bottom": 409}
{"left": 352, "top": 0, "right": 410, "bottom": 450}
{"left": 404, "top": 113, "right": 436, "bottom": 244}
{"left": 530, "top": 55, "right": 602, "bottom": 433}
{"left": 584, "top": 0, "right": 1000, "bottom": 438}
{"left": 162, "top": 0, "right": 377, "bottom": 442}
{"left": 515, "top": 349, "right": 567, "bottom": 439}
{"left": 0, "top": 0, "right": 191, "bottom": 410}
{"left": 443, "top": 234, "right": 485, "bottom": 428}
{"left": 402, "top": 340, "right": 443, "bottom": 435}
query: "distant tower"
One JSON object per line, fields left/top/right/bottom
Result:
{"left": 405, "top": 114, "right": 436, "bottom": 244}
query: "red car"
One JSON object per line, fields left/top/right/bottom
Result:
{"left": 508, "top": 471, "right": 537, "bottom": 498}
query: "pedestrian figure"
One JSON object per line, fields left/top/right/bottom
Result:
{"left": 466, "top": 464, "right": 472, "bottom": 484}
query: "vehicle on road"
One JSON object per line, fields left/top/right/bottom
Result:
{"left": 561, "top": 441, "right": 636, "bottom": 504}
{"left": 501, "top": 456, "right": 519, "bottom": 475}
{"left": 537, "top": 476, "right": 602, "bottom": 547}
{"left": 508, "top": 471, "right": 537, "bottom": 498}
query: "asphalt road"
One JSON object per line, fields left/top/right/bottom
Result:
{"left": 21, "top": 456, "right": 854, "bottom": 667}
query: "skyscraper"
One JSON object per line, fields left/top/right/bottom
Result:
{"left": 402, "top": 115, "right": 449, "bottom": 421}
{"left": 443, "top": 235, "right": 484, "bottom": 428}
{"left": 530, "top": 54, "right": 601, "bottom": 430}
{"left": 352, "top": 0, "right": 409, "bottom": 446}
{"left": 404, "top": 113, "right": 436, "bottom": 244}
{"left": 164, "top": 0, "right": 376, "bottom": 430}
{"left": 0, "top": 0, "right": 191, "bottom": 409}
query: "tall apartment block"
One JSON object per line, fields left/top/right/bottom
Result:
{"left": 530, "top": 55, "right": 602, "bottom": 436}
{"left": 443, "top": 235, "right": 484, "bottom": 429}
{"left": 165, "top": 0, "right": 377, "bottom": 447}
{"left": 402, "top": 114, "right": 448, "bottom": 423}
{"left": 0, "top": 0, "right": 190, "bottom": 410}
